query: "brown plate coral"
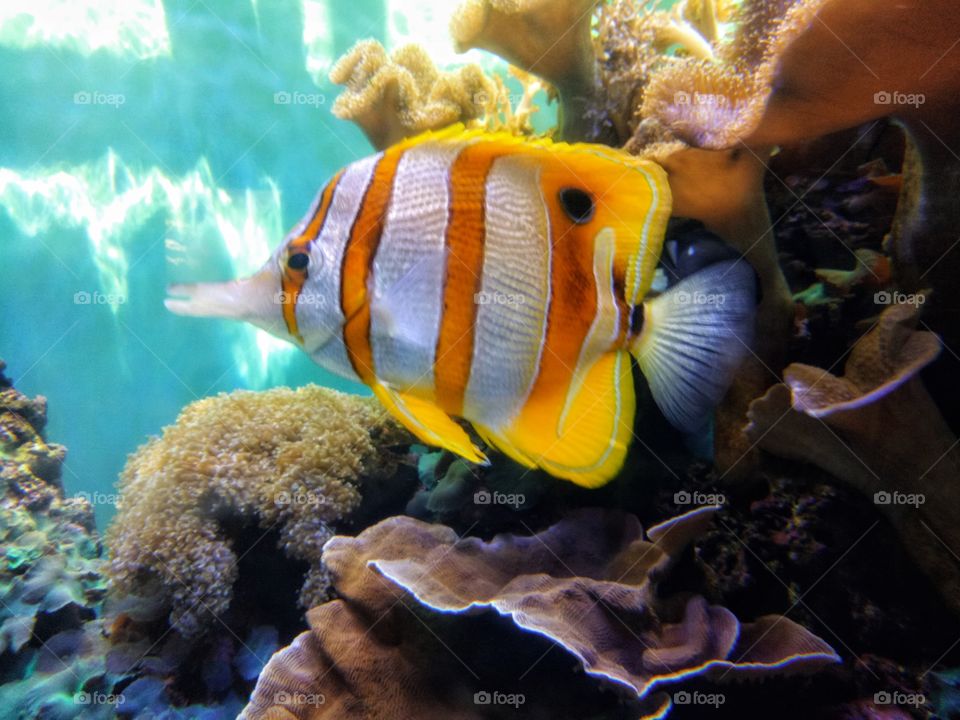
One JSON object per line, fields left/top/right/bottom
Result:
{"left": 240, "top": 508, "right": 838, "bottom": 719}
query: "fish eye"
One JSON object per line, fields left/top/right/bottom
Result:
{"left": 287, "top": 252, "right": 310, "bottom": 271}
{"left": 559, "top": 187, "right": 595, "bottom": 224}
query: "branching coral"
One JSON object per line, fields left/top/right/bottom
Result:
{"left": 106, "top": 385, "right": 410, "bottom": 636}
{"left": 329, "top": 39, "right": 496, "bottom": 151}
{"left": 745, "top": 303, "right": 960, "bottom": 614}
{"left": 240, "top": 509, "right": 838, "bottom": 719}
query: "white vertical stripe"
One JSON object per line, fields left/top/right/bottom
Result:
{"left": 464, "top": 155, "right": 551, "bottom": 429}
{"left": 301, "top": 153, "right": 381, "bottom": 381}
{"left": 370, "top": 142, "right": 464, "bottom": 395}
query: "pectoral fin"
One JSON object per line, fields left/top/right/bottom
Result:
{"left": 372, "top": 384, "right": 488, "bottom": 465}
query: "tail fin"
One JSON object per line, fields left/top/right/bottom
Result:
{"left": 629, "top": 259, "right": 757, "bottom": 431}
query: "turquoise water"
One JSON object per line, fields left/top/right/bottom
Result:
{"left": 0, "top": 0, "right": 544, "bottom": 526}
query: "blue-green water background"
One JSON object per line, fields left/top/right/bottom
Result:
{"left": 0, "top": 0, "right": 555, "bottom": 526}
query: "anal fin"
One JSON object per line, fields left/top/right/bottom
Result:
{"left": 476, "top": 351, "right": 635, "bottom": 488}
{"left": 372, "top": 384, "right": 488, "bottom": 465}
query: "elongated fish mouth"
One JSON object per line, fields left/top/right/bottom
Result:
{"left": 165, "top": 266, "right": 282, "bottom": 326}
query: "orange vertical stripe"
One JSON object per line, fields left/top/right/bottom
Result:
{"left": 514, "top": 163, "right": 601, "bottom": 424}
{"left": 434, "top": 144, "right": 499, "bottom": 415}
{"left": 281, "top": 171, "right": 344, "bottom": 342}
{"left": 341, "top": 152, "right": 404, "bottom": 383}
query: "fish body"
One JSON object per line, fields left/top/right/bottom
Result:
{"left": 167, "top": 126, "right": 756, "bottom": 487}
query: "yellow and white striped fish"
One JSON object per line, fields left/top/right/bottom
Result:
{"left": 166, "top": 126, "right": 756, "bottom": 487}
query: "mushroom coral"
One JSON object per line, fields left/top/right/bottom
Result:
{"left": 329, "top": 39, "right": 496, "bottom": 151}
{"left": 745, "top": 303, "right": 960, "bottom": 614}
{"left": 106, "top": 385, "right": 409, "bottom": 637}
{"left": 240, "top": 508, "right": 838, "bottom": 719}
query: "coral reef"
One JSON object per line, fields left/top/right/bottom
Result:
{"left": 745, "top": 304, "right": 960, "bottom": 615}
{"left": 450, "top": 0, "right": 600, "bottom": 141}
{"left": 106, "top": 385, "right": 412, "bottom": 636}
{"left": 329, "top": 40, "right": 495, "bottom": 151}
{"left": 240, "top": 509, "right": 838, "bottom": 719}
{"left": 0, "top": 359, "right": 104, "bottom": 657}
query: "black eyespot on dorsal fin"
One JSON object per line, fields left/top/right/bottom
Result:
{"left": 558, "top": 187, "right": 595, "bottom": 224}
